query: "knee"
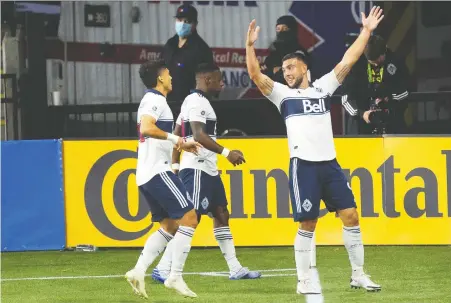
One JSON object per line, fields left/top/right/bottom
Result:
{"left": 213, "top": 206, "right": 229, "bottom": 228}
{"left": 300, "top": 219, "right": 317, "bottom": 232}
{"left": 340, "top": 208, "right": 359, "bottom": 226}
{"left": 180, "top": 209, "right": 199, "bottom": 229}
{"left": 159, "top": 219, "right": 179, "bottom": 235}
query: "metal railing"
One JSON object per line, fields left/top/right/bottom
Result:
{"left": 1, "top": 74, "right": 19, "bottom": 140}
{"left": 47, "top": 91, "right": 451, "bottom": 139}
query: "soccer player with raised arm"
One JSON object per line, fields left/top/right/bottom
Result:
{"left": 245, "top": 6, "right": 384, "bottom": 295}
{"left": 151, "top": 63, "right": 261, "bottom": 283}
{"left": 125, "top": 60, "right": 201, "bottom": 299}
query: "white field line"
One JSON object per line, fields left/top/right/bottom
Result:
{"left": 1, "top": 268, "right": 297, "bottom": 282}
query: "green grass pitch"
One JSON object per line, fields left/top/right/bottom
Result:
{"left": 2, "top": 246, "right": 451, "bottom": 302}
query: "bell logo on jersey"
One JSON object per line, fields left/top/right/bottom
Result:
{"left": 302, "top": 98, "right": 327, "bottom": 114}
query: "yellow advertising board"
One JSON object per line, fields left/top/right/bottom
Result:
{"left": 63, "top": 137, "right": 451, "bottom": 247}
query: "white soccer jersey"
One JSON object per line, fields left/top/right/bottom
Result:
{"left": 266, "top": 70, "right": 341, "bottom": 162}
{"left": 177, "top": 90, "right": 218, "bottom": 176}
{"left": 136, "top": 89, "right": 174, "bottom": 186}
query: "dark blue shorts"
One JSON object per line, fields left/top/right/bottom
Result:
{"left": 289, "top": 157, "right": 356, "bottom": 222}
{"left": 138, "top": 171, "right": 194, "bottom": 222}
{"left": 178, "top": 168, "right": 228, "bottom": 215}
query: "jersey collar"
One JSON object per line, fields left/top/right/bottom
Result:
{"left": 145, "top": 88, "right": 165, "bottom": 97}
{"left": 190, "top": 89, "right": 210, "bottom": 100}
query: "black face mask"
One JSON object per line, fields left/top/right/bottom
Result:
{"left": 276, "top": 30, "right": 296, "bottom": 43}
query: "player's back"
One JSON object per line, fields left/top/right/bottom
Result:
{"left": 136, "top": 89, "right": 174, "bottom": 186}
{"left": 266, "top": 71, "right": 341, "bottom": 162}
{"left": 178, "top": 90, "right": 218, "bottom": 176}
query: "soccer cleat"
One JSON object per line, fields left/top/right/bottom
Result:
{"left": 297, "top": 279, "right": 322, "bottom": 295}
{"left": 125, "top": 269, "right": 148, "bottom": 299}
{"left": 350, "top": 273, "right": 382, "bottom": 292}
{"left": 151, "top": 268, "right": 167, "bottom": 284}
{"left": 164, "top": 275, "right": 197, "bottom": 298}
{"left": 229, "top": 267, "right": 262, "bottom": 280}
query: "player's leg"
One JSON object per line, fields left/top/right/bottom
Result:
{"left": 134, "top": 218, "right": 178, "bottom": 275}
{"left": 125, "top": 180, "right": 179, "bottom": 298}
{"left": 289, "top": 158, "right": 322, "bottom": 295}
{"left": 152, "top": 238, "right": 174, "bottom": 283}
{"left": 310, "top": 232, "right": 317, "bottom": 267}
{"left": 322, "top": 159, "right": 381, "bottom": 292}
{"left": 153, "top": 212, "right": 202, "bottom": 284}
{"left": 153, "top": 168, "right": 199, "bottom": 283}
{"left": 155, "top": 171, "right": 198, "bottom": 298}
{"left": 210, "top": 173, "right": 261, "bottom": 279}
{"left": 309, "top": 231, "right": 321, "bottom": 288}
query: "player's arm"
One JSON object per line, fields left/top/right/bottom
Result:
{"left": 171, "top": 123, "right": 182, "bottom": 174}
{"left": 140, "top": 115, "right": 180, "bottom": 143}
{"left": 140, "top": 115, "right": 201, "bottom": 154}
{"left": 191, "top": 121, "right": 245, "bottom": 166}
{"left": 246, "top": 19, "right": 274, "bottom": 96}
{"left": 191, "top": 121, "right": 224, "bottom": 154}
{"left": 188, "top": 101, "right": 245, "bottom": 166}
{"left": 334, "top": 6, "right": 384, "bottom": 84}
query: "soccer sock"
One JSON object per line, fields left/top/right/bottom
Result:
{"left": 310, "top": 231, "right": 317, "bottom": 267}
{"left": 214, "top": 227, "right": 242, "bottom": 275}
{"left": 135, "top": 228, "right": 173, "bottom": 275}
{"left": 156, "top": 238, "right": 175, "bottom": 277}
{"left": 343, "top": 226, "right": 364, "bottom": 276}
{"left": 294, "top": 229, "right": 314, "bottom": 281}
{"left": 170, "top": 226, "right": 195, "bottom": 277}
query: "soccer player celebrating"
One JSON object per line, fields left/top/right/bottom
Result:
{"left": 245, "top": 6, "right": 384, "bottom": 295}
{"left": 152, "top": 63, "right": 261, "bottom": 282}
{"left": 125, "top": 60, "right": 201, "bottom": 299}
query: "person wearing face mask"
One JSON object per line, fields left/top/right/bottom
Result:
{"left": 261, "top": 15, "right": 311, "bottom": 85}
{"left": 162, "top": 4, "right": 214, "bottom": 103}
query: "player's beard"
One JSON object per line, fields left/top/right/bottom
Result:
{"left": 288, "top": 72, "right": 307, "bottom": 89}
{"left": 288, "top": 77, "right": 302, "bottom": 89}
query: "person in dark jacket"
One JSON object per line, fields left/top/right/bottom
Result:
{"left": 341, "top": 35, "right": 410, "bottom": 134}
{"left": 261, "top": 15, "right": 312, "bottom": 84}
{"left": 162, "top": 4, "right": 214, "bottom": 102}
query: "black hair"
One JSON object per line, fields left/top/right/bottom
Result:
{"left": 364, "top": 35, "right": 387, "bottom": 61}
{"left": 139, "top": 60, "right": 167, "bottom": 89}
{"left": 282, "top": 50, "right": 309, "bottom": 67}
{"left": 195, "top": 62, "right": 220, "bottom": 76}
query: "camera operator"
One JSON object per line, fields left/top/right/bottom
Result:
{"left": 342, "top": 35, "right": 410, "bottom": 134}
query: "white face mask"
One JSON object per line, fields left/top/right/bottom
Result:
{"left": 175, "top": 21, "right": 192, "bottom": 37}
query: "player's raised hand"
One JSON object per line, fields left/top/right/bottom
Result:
{"left": 227, "top": 150, "right": 246, "bottom": 167}
{"left": 361, "top": 6, "right": 384, "bottom": 32}
{"left": 246, "top": 19, "right": 260, "bottom": 47}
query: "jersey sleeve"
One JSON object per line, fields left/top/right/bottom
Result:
{"left": 313, "top": 70, "right": 341, "bottom": 96}
{"left": 266, "top": 82, "right": 290, "bottom": 107}
{"left": 139, "top": 95, "right": 165, "bottom": 121}
{"left": 175, "top": 113, "right": 182, "bottom": 126}
{"left": 187, "top": 98, "right": 209, "bottom": 124}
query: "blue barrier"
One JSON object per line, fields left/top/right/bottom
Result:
{"left": 1, "top": 140, "right": 65, "bottom": 252}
